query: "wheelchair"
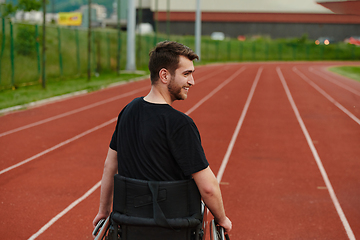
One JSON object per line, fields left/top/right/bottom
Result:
{"left": 102, "top": 174, "right": 205, "bottom": 240}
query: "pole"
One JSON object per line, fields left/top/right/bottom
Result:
{"left": 195, "top": 0, "right": 201, "bottom": 60}
{"left": 166, "top": 0, "right": 170, "bottom": 40}
{"left": 116, "top": 0, "right": 121, "bottom": 75}
{"left": 154, "top": 0, "right": 158, "bottom": 45}
{"left": 126, "top": 0, "right": 136, "bottom": 71}
{"left": 138, "top": 0, "right": 143, "bottom": 68}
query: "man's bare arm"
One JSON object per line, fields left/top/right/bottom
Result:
{"left": 93, "top": 148, "right": 118, "bottom": 228}
{"left": 192, "top": 166, "right": 232, "bottom": 232}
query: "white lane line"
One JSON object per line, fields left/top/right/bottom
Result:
{"left": 0, "top": 87, "right": 149, "bottom": 138}
{"left": 1, "top": 67, "right": 230, "bottom": 175}
{"left": 27, "top": 66, "right": 246, "bottom": 239}
{"left": 293, "top": 67, "right": 360, "bottom": 126}
{"left": 1, "top": 65, "right": 227, "bottom": 139}
{"left": 27, "top": 181, "right": 102, "bottom": 240}
{"left": 186, "top": 66, "right": 246, "bottom": 115}
{"left": 277, "top": 67, "right": 356, "bottom": 240}
{"left": 0, "top": 118, "right": 117, "bottom": 175}
{"left": 1, "top": 66, "right": 228, "bottom": 138}
{"left": 194, "top": 65, "right": 232, "bottom": 85}
{"left": 0, "top": 90, "right": 88, "bottom": 115}
{"left": 217, "top": 67, "right": 263, "bottom": 183}
{"left": 309, "top": 67, "right": 360, "bottom": 97}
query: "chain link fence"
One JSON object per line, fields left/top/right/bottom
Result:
{"left": 1, "top": 19, "right": 359, "bottom": 89}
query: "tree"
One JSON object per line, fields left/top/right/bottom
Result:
{"left": 2, "top": 2, "right": 18, "bottom": 18}
{"left": 17, "top": 0, "right": 42, "bottom": 12}
{"left": 1, "top": 0, "right": 42, "bottom": 18}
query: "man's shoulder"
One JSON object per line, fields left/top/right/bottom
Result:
{"left": 166, "top": 107, "right": 193, "bottom": 123}
{"left": 122, "top": 97, "right": 145, "bottom": 112}
{"left": 125, "top": 97, "right": 195, "bottom": 125}
{"left": 128, "top": 97, "right": 143, "bottom": 106}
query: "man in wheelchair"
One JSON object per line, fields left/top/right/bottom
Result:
{"left": 93, "top": 41, "right": 232, "bottom": 240}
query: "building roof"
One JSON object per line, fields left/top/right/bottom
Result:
{"left": 150, "top": 0, "right": 333, "bottom": 13}
{"left": 156, "top": 11, "right": 360, "bottom": 24}
{"left": 316, "top": 0, "right": 360, "bottom": 15}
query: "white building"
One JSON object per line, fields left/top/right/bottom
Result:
{"left": 79, "top": 3, "right": 107, "bottom": 21}
{"left": 14, "top": 10, "right": 58, "bottom": 23}
{"left": 144, "top": 0, "right": 359, "bottom": 41}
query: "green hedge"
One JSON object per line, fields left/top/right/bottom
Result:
{"left": 1, "top": 20, "right": 359, "bottom": 89}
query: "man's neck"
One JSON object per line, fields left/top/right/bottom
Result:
{"left": 144, "top": 86, "right": 173, "bottom": 105}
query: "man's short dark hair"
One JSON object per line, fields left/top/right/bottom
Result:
{"left": 148, "top": 41, "right": 199, "bottom": 84}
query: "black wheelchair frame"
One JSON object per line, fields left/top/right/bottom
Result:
{"left": 104, "top": 175, "right": 205, "bottom": 240}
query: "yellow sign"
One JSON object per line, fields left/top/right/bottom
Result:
{"left": 58, "top": 12, "right": 82, "bottom": 26}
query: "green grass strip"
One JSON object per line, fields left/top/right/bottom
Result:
{"left": 328, "top": 66, "right": 360, "bottom": 83}
{"left": 0, "top": 72, "right": 148, "bottom": 111}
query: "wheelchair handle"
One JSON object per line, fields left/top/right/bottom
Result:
{"left": 211, "top": 219, "right": 230, "bottom": 240}
{"left": 92, "top": 218, "right": 105, "bottom": 236}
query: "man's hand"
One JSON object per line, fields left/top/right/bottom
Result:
{"left": 92, "top": 216, "right": 110, "bottom": 239}
{"left": 92, "top": 212, "right": 108, "bottom": 229}
{"left": 92, "top": 148, "right": 118, "bottom": 237}
{"left": 192, "top": 167, "right": 232, "bottom": 233}
{"left": 215, "top": 216, "right": 232, "bottom": 233}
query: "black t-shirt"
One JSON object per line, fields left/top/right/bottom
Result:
{"left": 110, "top": 97, "right": 209, "bottom": 181}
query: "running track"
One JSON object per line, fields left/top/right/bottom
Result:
{"left": 0, "top": 62, "right": 359, "bottom": 240}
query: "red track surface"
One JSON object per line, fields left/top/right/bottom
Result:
{"left": 1, "top": 62, "right": 359, "bottom": 240}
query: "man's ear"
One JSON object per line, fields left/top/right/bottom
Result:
{"left": 159, "top": 68, "right": 169, "bottom": 84}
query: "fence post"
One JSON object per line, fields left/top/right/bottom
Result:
{"left": 205, "top": 39, "right": 209, "bottom": 61}
{"left": 35, "top": 24, "right": 41, "bottom": 77}
{"left": 92, "top": 30, "right": 96, "bottom": 74}
{"left": 215, "top": 41, "right": 219, "bottom": 61}
{"left": 227, "top": 41, "right": 231, "bottom": 61}
{"left": 10, "top": 21, "right": 14, "bottom": 87}
{"left": 252, "top": 41, "right": 256, "bottom": 60}
{"left": 292, "top": 44, "right": 297, "bottom": 60}
{"left": 306, "top": 44, "right": 309, "bottom": 60}
{"left": 0, "top": 18, "right": 6, "bottom": 84}
{"left": 239, "top": 41, "right": 243, "bottom": 61}
{"left": 265, "top": 42, "right": 269, "bottom": 60}
{"left": 96, "top": 31, "right": 101, "bottom": 73}
{"left": 87, "top": 0, "right": 92, "bottom": 81}
{"left": 278, "top": 43, "right": 282, "bottom": 60}
{"left": 335, "top": 44, "right": 339, "bottom": 60}
{"left": 57, "top": 27, "right": 63, "bottom": 76}
{"left": 75, "top": 28, "right": 80, "bottom": 74}
{"left": 42, "top": 5, "right": 46, "bottom": 89}
{"left": 107, "top": 32, "right": 110, "bottom": 69}
{"left": 320, "top": 45, "right": 324, "bottom": 60}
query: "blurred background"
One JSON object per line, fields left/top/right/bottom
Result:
{"left": 0, "top": 0, "right": 359, "bottom": 108}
